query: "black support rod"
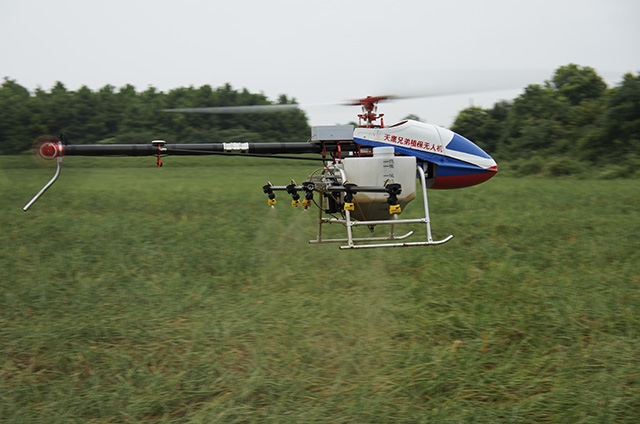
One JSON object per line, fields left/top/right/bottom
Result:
{"left": 63, "top": 142, "right": 359, "bottom": 157}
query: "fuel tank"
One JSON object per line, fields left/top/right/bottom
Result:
{"left": 341, "top": 147, "right": 416, "bottom": 221}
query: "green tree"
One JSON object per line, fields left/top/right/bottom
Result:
{"left": 0, "top": 78, "right": 33, "bottom": 153}
{"left": 604, "top": 72, "right": 640, "bottom": 145}
{"left": 501, "top": 84, "right": 571, "bottom": 157}
{"left": 568, "top": 98, "right": 607, "bottom": 160}
{"left": 0, "top": 80, "right": 310, "bottom": 152}
{"left": 46, "top": 82, "right": 74, "bottom": 136}
{"left": 549, "top": 63, "right": 607, "bottom": 106}
{"left": 601, "top": 72, "right": 640, "bottom": 162}
{"left": 448, "top": 64, "right": 636, "bottom": 171}
{"left": 71, "top": 85, "right": 106, "bottom": 143}
{"left": 97, "top": 85, "right": 121, "bottom": 136}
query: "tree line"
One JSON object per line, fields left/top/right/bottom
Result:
{"left": 0, "top": 81, "right": 310, "bottom": 154}
{"left": 1, "top": 64, "right": 638, "bottom": 177}
{"left": 451, "top": 64, "right": 640, "bottom": 176}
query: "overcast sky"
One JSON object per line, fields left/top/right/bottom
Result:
{"left": 1, "top": 0, "right": 639, "bottom": 129}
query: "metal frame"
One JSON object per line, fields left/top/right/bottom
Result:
{"left": 311, "top": 165, "right": 452, "bottom": 249}
{"left": 268, "top": 164, "right": 453, "bottom": 249}
{"left": 23, "top": 155, "right": 63, "bottom": 212}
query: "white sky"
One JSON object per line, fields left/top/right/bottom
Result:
{"left": 1, "top": 0, "right": 639, "bottom": 129}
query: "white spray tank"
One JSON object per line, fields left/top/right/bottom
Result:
{"left": 341, "top": 147, "right": 416, "bottom": 221}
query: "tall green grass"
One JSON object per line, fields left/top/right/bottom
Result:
{"left": 1, "top": 156, "right": 639, "bottom": 423}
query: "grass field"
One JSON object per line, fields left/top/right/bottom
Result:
{"left": 1, "top": 155, "right": 639, "bottom": 423}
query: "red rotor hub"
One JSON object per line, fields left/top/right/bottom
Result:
{"left": 349, "top": 95, "right": 395, "bottom": 128}
{"left": 38, "top": 141, "right": 63, "bottom": 160}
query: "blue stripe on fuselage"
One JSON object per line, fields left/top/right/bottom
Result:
{"left": 353, "top": 137, "right": 491, "bottom": 177}
{"left": 445, "top": 133, "right": 493, "bottom": 159}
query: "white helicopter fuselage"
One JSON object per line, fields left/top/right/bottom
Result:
{"left": 353, "top": 120, "right": 498, "bottom": 189}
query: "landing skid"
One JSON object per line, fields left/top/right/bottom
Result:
{"left": 309, "top": 230, "right": 415, "bottom": 244}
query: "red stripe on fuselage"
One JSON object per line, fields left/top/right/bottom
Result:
{"left": 431, "top": 166, "right": 498, "bottom": 189}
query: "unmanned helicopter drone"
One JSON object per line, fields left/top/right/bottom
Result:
{"left": 24, "top": 95, "right": 498, "bottom": 249}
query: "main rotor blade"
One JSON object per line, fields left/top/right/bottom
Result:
{"left": 378, "top": 69, "right": 551, "bottom": 100}
{"left": 332, "top": 70, "right": 551, "bottom": 113}
{"left": 159, "top": 104, "right": 300, "bottom": 114}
